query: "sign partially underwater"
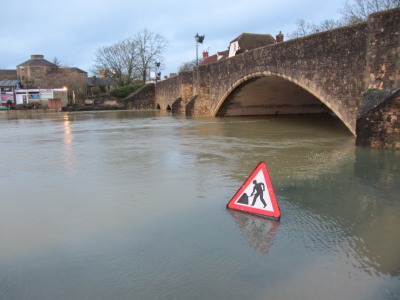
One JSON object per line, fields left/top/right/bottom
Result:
{"left": 227, "top": 161, "right": 281, "bottom": 220}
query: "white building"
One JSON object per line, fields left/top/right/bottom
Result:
{"left": 15, "top": 88, "right": 68, "bottom": 107}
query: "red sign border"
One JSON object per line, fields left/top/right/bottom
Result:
{"left": 226, "top": 162, "right": 281, "bottom": 221}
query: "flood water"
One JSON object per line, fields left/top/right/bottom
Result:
{"left": 0, "top": 110, "right": 399, "bottom": 300}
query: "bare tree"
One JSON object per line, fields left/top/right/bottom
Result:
{"left": 288, "top": 19, "right": 315, "bottom": 39}
{"left": 318, "top": 19, "right": 343, "bottom": 31}
{"left": 288, "top": 18, "right": 343, "bottom": 39}
{"left": 340, "top": 0, "right": 400, "bottom": 24}
{"left": 119, "top": 38, "right": 140, "bottom": 84}
{"left": 179, "top": 59, "right": 197, "bottom": 72}
{"left": 133, "top": 29, "right": 168, "bottom": 84}
{"left": 92, "top": 29, "right": 168, "bottom": 86}
{"left": 93, "top": 39, "right": 137, "bottom": 86}
{"left": 288, "top": 0, "right": 399, "bottom": 38}
{"left": 52, "top": 57, "right": 63, "bottom": 68}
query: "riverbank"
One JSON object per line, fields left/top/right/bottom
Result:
{"left": 1, "top": 100, "right": 125, "bottom": 112}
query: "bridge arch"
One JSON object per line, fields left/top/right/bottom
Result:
{"left": 212, "top": 71, "right": 355, "bottom": 135}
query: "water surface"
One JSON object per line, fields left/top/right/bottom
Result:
{"left": 0, "top": 110, "right": 399, "bottom": 300}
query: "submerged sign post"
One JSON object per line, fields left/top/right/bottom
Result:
{"left": 226, "top": 162, "right": 281, "bottom": 221}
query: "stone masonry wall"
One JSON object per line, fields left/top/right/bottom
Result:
{"left": 177, "top": 71, "right": 194, "bottom": 114}
{"left": 365, "top": 8, "right": 400, "bottom": 90}
{"left": 155, "top": 72, "right": 193, "bottom": 111}
{"left": 124, "top": 83, "right": 155, "bottom": 109}
{"left": 356, "top": 8, "right": 400, "bottom": 149}
{"left": 357, "top": 90, "right": 400, "bottom": 149}
{"left": 187, "top": 65, "right": 212, "bottom": 116}
{"left": 155, "top": 75, "right": 181, "bottom": 109}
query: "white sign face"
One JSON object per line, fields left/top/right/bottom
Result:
{"left": 234, "top": 169, "right": 274, "bottom": 212}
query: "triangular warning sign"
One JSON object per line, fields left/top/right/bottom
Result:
{"left": 226, "top": 162, "right": 281, "bottom": 220}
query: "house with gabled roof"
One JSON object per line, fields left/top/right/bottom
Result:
{"left": 86, "top": 75, "right": 116, "bottom": 95}
{"left": 200, "top": 50, "right": 229, "bottom": 66}
{"left": 15, "top": 54, "right": 89, "bottom": 89}
{"left": 228, "top": 33, "right": 276, "bottom": 57}
{"left": 16, "top": 54, "right": 58, "bottom": 87}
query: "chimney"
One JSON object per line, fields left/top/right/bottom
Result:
{"left": 276, "top": 31, "right": 284, "bottom": 43}
{"left": 31, "top": 54, "right": 44, "bottom": 59}
{"left": 202, "top": 50, "right": 208, "bottom": 59}
{"left": 99, "top": 70, "right": 106, "bottom": 77}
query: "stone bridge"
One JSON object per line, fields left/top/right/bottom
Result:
{"left": 152, "top": 8, "right": 400, "bottom": 149}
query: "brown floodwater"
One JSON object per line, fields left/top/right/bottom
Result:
{"left": 0, "top": 110, "right": 399, "bottom": 300}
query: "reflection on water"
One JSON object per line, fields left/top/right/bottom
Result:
{"left": 281, "top": 147, "right": 400, "bottom": 278}
{"left": 62, "top": 114, "right": 75, "bottom": 171}
{"left": 228, "top": 210, "right": 279, "bottom": 254}
{"left": 0, "top": 110, "right": 399, "bottom": 300}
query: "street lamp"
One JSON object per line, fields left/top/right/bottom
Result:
{"left": 155, "top": 62, "right": 160, "bottom": 83}
{"left": 194, "top": 33, "right": 205, "bottom": 65}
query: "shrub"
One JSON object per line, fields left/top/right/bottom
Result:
{"left": 109, "top": 84, "right": 145, "bottom": 99}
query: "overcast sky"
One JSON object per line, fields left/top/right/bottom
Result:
{"left": 1, "top": 0, "right": 343, "bottom": 77}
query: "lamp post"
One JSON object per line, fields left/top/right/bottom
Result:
{"left": 194, "top": 33, "right": 205, "bottom": 65}
{"left": 155, "top": 62, "right": 160, "bottom": 83}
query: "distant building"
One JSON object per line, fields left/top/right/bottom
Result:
{"left": 86, "top": 75, "right": 116, "bottom": 95}
{"left": 0, "top": 54, "right": 116, "bottom": 105}
{"left": 0, "top": 70, "right": 17, "bottom": 81}
{"left": 0, "top": 80, "right": 20, "bottom": 107}
{"left": 1, "top": 79, "right": 68, "bottom": 108}
{"left": 228, "top": 33, "right": 276, "bottom": 57}
{"left": 65, "top": 67, "right": 88, "bottom": 92}
{"left": 16, "top": 54, "right": 58, "bottom": 87}
{"left": 200, "top": 50, "right": 229, "bottom": 66}
{"left": 14, "top": 54, "right": 88, "bottom": 90}
{"left": 68, "top": 67, "right": 87, "bottom": 78}
{"left": 15, "top": 88, "right": 68, "bottom": 107}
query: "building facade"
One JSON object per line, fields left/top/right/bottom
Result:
{"left": 16, "top": 54, "right": 58, "bottom": 88}
{"left": 0, "top": 80, "right": 19, "bottom": 107}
